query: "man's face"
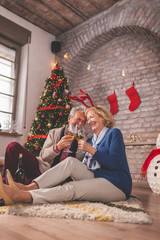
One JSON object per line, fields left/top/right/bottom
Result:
{"left": 68, "top": 111, "right": 86, "bottom": 128}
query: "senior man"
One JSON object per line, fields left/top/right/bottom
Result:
{"left": 2, "top": 106, "right": 86, "bottom": 184}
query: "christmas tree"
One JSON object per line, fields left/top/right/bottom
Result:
{"left": 24, "top": 64, "right": 72, "bottom": 156}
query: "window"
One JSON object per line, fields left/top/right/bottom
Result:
{"left": 0, "top": 16, "right": 31, "bottom": 132}
{"left": 0, "top": 44, "right": 17, "bottom": 129}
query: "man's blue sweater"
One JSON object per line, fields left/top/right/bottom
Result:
{"left": 88, "top": 128, "right": 132, "bottom": 199}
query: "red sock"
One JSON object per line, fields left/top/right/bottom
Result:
{"left": 126, "top": 82, "right": 141, "bottom": 111}
{"left": 107, "top": 91, "right": 118, "bottom": 115}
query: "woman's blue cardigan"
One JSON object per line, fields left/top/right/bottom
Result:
{"left": 88, "top": 128, "right": 132, "bottom": 199}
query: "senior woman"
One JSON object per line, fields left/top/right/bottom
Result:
{"left": 0, "top": 105, "right": 132, "bottom": 205}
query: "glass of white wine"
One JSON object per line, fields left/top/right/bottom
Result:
{"left": 75, "top": 125, "right": 85, "bottom": 140}
{"left": 64, "top": 125, "right": 85, "bottom": 154}
{"left": 74, "top": 125, "right": 85, "bottom": 154}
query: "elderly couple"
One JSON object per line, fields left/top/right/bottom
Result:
{"left": 0, "top": 105, "right": 132, "bottom": 205}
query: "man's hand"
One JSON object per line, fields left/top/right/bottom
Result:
{"left": 78, "top": 140, "right": 97, "bottom": 156}
{"left": 57, "top": 135, "right": 73, "bottom": 151}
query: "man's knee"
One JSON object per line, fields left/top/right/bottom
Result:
{"left": 65, "top": 157, "right": 79, "bottom": 165}
{"left": 6, "top": 142, "right": 22, "bottom": 152}
{"left": 64, "top": 157, "right": 81, "bottom": 172}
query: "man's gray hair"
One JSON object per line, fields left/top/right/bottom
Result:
{"left": 70, "top": 105, "right": 86, "bottom": 117}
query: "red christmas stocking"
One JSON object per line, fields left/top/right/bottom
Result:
{"left": 126, "top": 82, "right": 141, "bottom": 111}
{"left": 107, "top": 90, "right": 118, "bottom": 115}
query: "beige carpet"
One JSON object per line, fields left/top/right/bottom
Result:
{"left": 0, "top": 196, "right": 152, "bottom": 224}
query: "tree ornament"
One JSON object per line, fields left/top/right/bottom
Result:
{"left": 59, "top": 112, "right": 63, "bottom": 116}
{"left": 51, "top": 75, "right": 56, "bottom": 80}
{"left": 35, "top": 146, "right": 40, "bottom": 151}
{"left": 125, "top": 82, "right": 141, "bottom": 111}
{"left": 107, "top": 91, "right": 118, "bottom": 115}
{"left": 58, "top": 98, "right": 62, "bottom": 102}
{"left": 66, "top": 104, "right": 70, "bottom": 109}
{"left": 47, "top": 123, "right": 52, "bottom": 128}
{"left": 52, "top": 91, "right": 57, "bottom": 98}
{"left": 50, "top": 103, "right": 53, "bottom": 107}
{"left": 42, "top": 115, "right": 45, "bottom": 119}
{"left": 35, "top": 117, "right": 38, "bottom": 121}
{"left": 37, "top": 126, "right": 41, "bottom": 130}
{"left": 63, "top": 89, "right": 70, "bottom": 96}
{"left": 28, "top": 132, "right": 33, "bottom": 137}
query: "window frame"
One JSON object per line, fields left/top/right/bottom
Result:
{"left": 0, "top": 36, "right": 21, "bottom": 121}
{"left": 0, "top": 16, "right": 31, "bottom": 132}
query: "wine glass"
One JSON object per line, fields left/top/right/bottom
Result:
{"left": 63, "top": 125, "right": 77, "bottom": 153}
{"left": 75, "top": 125, "right": 85, "bottom": 140}
{"left": 64, "top": 125, "right": 85, "bottom": 154}
{"left": 73, "top": 125, "right": 85, "bottom": 154}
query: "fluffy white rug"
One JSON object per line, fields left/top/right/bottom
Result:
{"left": 0, "top": 196, "right": 152, "bottom": 224}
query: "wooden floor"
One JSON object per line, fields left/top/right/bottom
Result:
{"left": 0, "top": 187, "right": 159, "bottom": 240}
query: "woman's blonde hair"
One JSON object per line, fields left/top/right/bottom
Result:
{"left": 85, "top": 105, "right": 115, "bottom": 128}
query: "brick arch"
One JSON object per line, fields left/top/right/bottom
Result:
{"left": 58, "top": 0, "right": 160, "bottom": 81}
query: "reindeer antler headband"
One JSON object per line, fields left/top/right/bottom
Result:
{"left": 69, "top": 89, "right": 94, "bottom": 108}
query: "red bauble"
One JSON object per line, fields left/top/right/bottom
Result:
{"left": 35, "top": 146, "right": 39, "bottom": 151}
{"left": 42, "top": 115, "right": 45, "bottom": 118}
{"left": 52, "top": 116, "right": 55, "bottom": 119}
{"left": 50, "top": 103, "right": 53, "bottom": 107}
{"left": 37, "top": 126, "right": 41, "bottom": 129}
{"left": 51, "top": 75, "right": 56, "bottom": 80}
{"left": 59, "top": 112, "right": 63, "bottom": 116}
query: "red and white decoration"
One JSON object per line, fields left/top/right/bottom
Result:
{"left": 141, "top": 134, "right": 160, "bottom": 194}
{"left": 147, "top": 154, "right": 160, "bottom": 194}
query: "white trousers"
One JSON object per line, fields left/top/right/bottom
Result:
{"left": 30, "top": 157, "right": 126, "bottom": 204}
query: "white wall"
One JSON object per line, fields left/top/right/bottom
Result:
{"left": 0, "top": 6, "right": 56, "bottom": 160}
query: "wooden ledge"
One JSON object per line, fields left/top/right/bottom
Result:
{"left": 125, "top": 142, "right": 156, "bottom": 146}
{"left": 0, "top": 131, "right": 22, "bottom": 137}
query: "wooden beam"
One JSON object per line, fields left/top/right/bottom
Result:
{"left": 11, "top": 0, "right": 64, "bottom": 32}
{"left": 57, "top": 0, "right": 88, "bottom": 20}
{"left": 38, "top": 0, "right": 75, "bottom": 27}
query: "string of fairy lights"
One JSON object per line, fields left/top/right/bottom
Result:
{"left": 52, "top": 52, "right": 160, "bottom": 78}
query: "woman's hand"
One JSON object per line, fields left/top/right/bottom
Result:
{"left": 78, "top": 140, "right": 97, "bottom": 155}
{"left": 57, "top": 135, "right": 73, "bottom": 151}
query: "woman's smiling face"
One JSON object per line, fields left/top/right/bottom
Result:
{"left": 86, "top": 109, "right": 105, "bottom": 135}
